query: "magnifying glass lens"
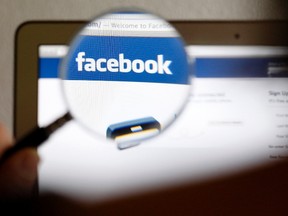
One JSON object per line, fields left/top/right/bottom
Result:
{"left": 61, "top": 10, "right": 191, "bottom": 149}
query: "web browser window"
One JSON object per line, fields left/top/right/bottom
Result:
{"left": 37, "top": 15, "right": 288, "bottom": 201}
{"left": 38, "top": 44, "right": 288, "bottom": 200}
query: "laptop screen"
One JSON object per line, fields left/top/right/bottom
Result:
{"left": 38, "top": 44, "right": 288, "bottom": 200}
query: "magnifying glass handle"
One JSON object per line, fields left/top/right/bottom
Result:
{"left": 0, "top": 112, "right": 72, "bottom": 165}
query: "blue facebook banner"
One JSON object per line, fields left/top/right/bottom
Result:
{"left": 39, "top": 53, "right": 288, "bottom": 79}
{"left": 62, "top": 36, "right": 190, "bottom": 85}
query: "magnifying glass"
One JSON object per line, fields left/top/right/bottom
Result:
{"left": 0, "top": 9, "right": 191, "bottom": 163}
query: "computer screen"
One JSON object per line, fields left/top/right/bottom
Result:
{"left": 38, "top": 43, "right": 288, "bottom": 200}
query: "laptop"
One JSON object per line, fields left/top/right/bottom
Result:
{"left": 15, "top": 19, "right": 288, "bottom": 201}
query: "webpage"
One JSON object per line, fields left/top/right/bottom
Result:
{"left": 38, "top": 45, "right": 288, "bottom": 200}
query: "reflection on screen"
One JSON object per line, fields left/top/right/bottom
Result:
{"left": 38, "top": 44, "right": 288, "bottom": 200}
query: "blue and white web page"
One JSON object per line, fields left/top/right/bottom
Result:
{"left": 38, "top": 43, "right": 288, "bottom": 200}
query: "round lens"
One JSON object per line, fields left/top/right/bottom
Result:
{"left": 60, "top": 10, "right": 191, "bottom": 149}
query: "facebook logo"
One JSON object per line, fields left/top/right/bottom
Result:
{"left": 75, "top": 52, "right": 173, "bottom": 75}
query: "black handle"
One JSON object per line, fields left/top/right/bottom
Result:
{"left": 0, "top": 127, "right": 48, "bottom": 165}
{"left": 0, "top": 112, "right": 72, "bottom": 166}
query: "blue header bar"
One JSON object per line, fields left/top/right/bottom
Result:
{"left": 39, "top": 54, "right": 288, "bottom": 79}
